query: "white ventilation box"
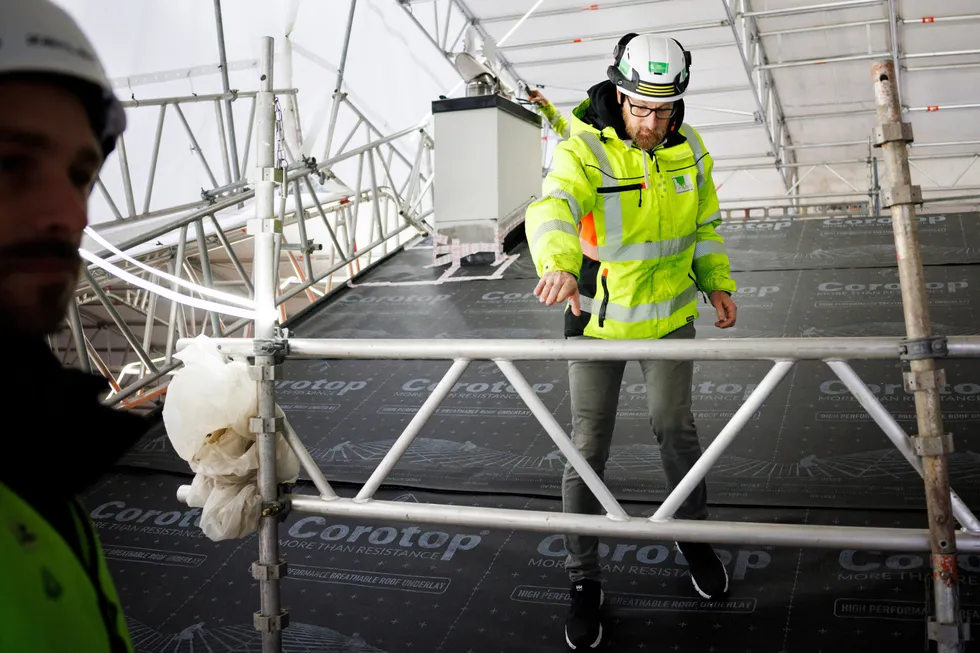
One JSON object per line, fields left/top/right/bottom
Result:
{"left": 431, "top": 95, "right": 542, "bottom": 265}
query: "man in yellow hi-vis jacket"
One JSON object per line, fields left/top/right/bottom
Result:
{"left": 524, "top": 32, "right": 738, "bottom": 650}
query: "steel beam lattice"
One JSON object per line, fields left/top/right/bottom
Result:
{"left": 64, "top": 35, "right": 436, "bottom": 410}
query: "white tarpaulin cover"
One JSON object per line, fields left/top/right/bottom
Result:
{"left": 162, "top": 335, "right": 300, "bottom": 541}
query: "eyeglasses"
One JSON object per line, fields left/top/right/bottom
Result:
{"left": 626, "top": 97, "right": 674, "bottom": 119}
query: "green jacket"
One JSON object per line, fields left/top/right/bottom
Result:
{"left": 0, "top": 483, "right": 133, "bottom": 652}
{"left": 0, "top": 334, "right": 150, "bottom": 652}
{"left": 525, "top": 82, "right": 736, "bottom": 340}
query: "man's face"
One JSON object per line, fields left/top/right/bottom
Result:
{"left": 0, "top": 80, "right": 101, "bottom": 337}
{"left": 619, "top": 91, "right": 674, "bottom": 151}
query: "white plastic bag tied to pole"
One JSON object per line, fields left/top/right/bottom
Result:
{"left": 163, "top": 335, "right": 300, "bottom": 541}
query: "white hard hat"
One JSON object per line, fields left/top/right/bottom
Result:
{"left": 607, "top": 33, "right": 692, "bottom": 103}
{"left": 0, "top": 0, "right": 126, "bottom": 159}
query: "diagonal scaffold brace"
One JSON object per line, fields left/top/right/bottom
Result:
{"left": 871, "top": 60, "right": 970, "bottom": 652}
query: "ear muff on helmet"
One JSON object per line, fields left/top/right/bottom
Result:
{"left": 672, "top": 38, "right": 693, "bottom": 70}
{"left": 612, "top": 32, "right": 639, "bottom": 66}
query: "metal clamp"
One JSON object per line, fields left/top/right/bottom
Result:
{"left": 873, "top": 121, "right": 914, "bottom": 147}
{"left": 262, "top": 500, "right": 288, "bottom": 519}
{"left": 911, "top": 433, "right": 955, "bottom": 457}
{"left": 900, "top": 335, "right": 948, "bottom": 361}
{"left": 253, "top": 330, "right": 290, "bottom": 364}
{"left": 259, "top": 168, "right": 284, "bottom": 183}
{"left": 882, "top": 183, "right": 923, "bottom": 207}
{"left": 301, "top": 155, "right": 327, "bottom": 185}
{"left": 249, "top": 416, "right": 284, "bottom": 434}
{"left": 245, "top": 217, "right": 283, "bottom": 235}
{"left": 251, "top": 560, "right": 288, "bottom": 581}
{"left": 248, "top": 365, "right": 282, "bottom": 381}
{"left": 927, "top": 619, "right": 970, "bottom": 645}
{"left": 253, "top": 610, "right": 290, "bottom": 633}
{"left": 903, "top": 367, "right": 947, "bottom": 392}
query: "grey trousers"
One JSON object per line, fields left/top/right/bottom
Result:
{"left": 563, "top": 322, "right": 707, "bottom": 582}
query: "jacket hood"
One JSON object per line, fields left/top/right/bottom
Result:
{"left": 572, "top": 80, "right": 686, "bottom": 149}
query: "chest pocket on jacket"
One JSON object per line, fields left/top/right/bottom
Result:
{"left": 666, "top": 168, "right": 698, "bottom": 233}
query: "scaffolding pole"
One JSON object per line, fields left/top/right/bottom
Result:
{"left": 213, "top": 0, "right": 242, "bottom": 183}
{"left": 249, "top": 36, "right": 287, "bottom": 653}
{"left": 324, "top": 0, "right": 358, "bottom": 160}
{"left": 871, "top": 60, "right": 968, "bottom": 652}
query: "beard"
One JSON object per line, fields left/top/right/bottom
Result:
{"left": 623, "top": 106, "right": 668, "bottom": 151}
{"left": 0, "top": 239, "right": 81, "bottom": 337}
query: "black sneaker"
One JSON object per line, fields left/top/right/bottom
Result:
{"left": 676, "top": 542, "right": 729, "bottom": 599}
{"left": 565, "top": 579, "right": 604, "bottom": 650}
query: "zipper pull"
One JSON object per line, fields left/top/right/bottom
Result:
{"left": 598, "top": 269, "right": 610, "bottom": 327}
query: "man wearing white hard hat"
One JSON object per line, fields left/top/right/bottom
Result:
{"left": 525, "top": 33, "right": 738, "bottom": 650}
{"left": 0, "top": 1, "right": 149, "bottom": 650}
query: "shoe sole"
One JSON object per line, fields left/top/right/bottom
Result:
{"left": 565, "top": 624, "right": 602, "bottom": 650}
{"left": 675, "top": 543, "right": 730, "bottom": 599}
{"left": 565, "top": 590, "right": 604, "bottom": 650}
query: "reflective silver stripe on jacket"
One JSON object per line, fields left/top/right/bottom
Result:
{"left": 530, "top": 219, "right": 577, "bottom": 249}
{"left": 576, "top": 131, "right": 624, "bottom": 246}
{"left": 693, "top": 239, "right": 726, "bottom": 260}
{"left": 579, "top": 282, "right": 698, "bottom": 323}
{"left": 679, "top": 124, "right": 706, "bottom": 189}
{"left": 698, "top": 209, "right": 722, "bottom": 227}
{"left": 597, "top": 232, "right": 696, "bottom": 262}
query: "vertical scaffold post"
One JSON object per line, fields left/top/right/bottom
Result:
{"left": 871, "top": 60, "right": 969, "bottom": 653}
{"left": 249, "top": 35, "right": 288, "bottom": 653}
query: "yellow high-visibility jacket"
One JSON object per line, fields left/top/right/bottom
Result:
{"left": 539, "top": 102, "right": 570, "bottom": 140}
{"left": 525, "top": 91, "right": 737, "bottom": 340}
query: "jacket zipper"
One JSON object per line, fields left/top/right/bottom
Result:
{"left": 598, "top": 268, "right": 610, "bottom": 327}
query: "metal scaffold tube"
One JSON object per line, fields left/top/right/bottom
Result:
{"left": 212, "top": 0, "right": 242, "bottom": 183}
{"left": 286, "top": 495, "right": 980, "bottom": 552}
{"left": 871, "top": 60, "right": 968, "bottom": 652}
{"left": 249, "top": 36, "right": 287, "bottom": 653}
{"left": 207, "top": 335, "right": 980, "bottom": 361}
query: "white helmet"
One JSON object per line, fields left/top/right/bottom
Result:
{"left": 607, "top": 33, "right": 692, "bottom": 103}
{"left": 0, "top": 0, "right": 126, "bottom": 160}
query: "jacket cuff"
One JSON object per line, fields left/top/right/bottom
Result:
{"left": 542, "top": 255, "right": 581, "bottom": 279}
{"left": 700, "top": 277, "right": 737, "bottom": 294}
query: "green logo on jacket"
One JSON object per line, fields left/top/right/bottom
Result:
{"left": 673, "top": 174, "right": 693, "bottom": 194}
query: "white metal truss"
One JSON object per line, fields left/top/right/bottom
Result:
{"left": 59, "top": 1, "right": 438, "bottom": 412}
{"left": 426, "top": 0, "right": 980, "bottom": 213}
{"left": 721, "top": 0, "right": 797, "bottom": 191}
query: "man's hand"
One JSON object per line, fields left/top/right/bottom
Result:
{"left": 709, "top": 290, "right": 737, "bottom": 328}
{"left": 527, "top": 89, "right": 549, "bottom": 106}
{"left": 534, "top": 270, "right": 581, "bottom": 316}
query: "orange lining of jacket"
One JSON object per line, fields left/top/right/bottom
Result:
{"left": 579, "top": 212, "right": 599, "bottom": 261}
